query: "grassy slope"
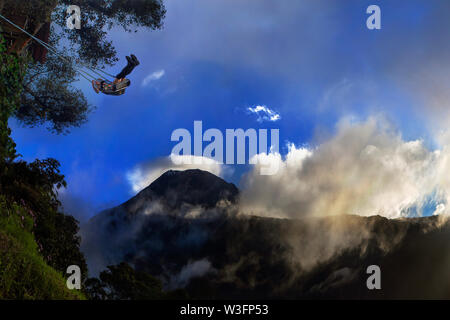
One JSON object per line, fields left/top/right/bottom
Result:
{"left": 0, "top": 197, "right": 84, "bottom": 299}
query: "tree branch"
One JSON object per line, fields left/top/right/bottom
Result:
{"left": 22, "top": 85, "right": 48, "bottom": 118}
{"left": 24, "top": 70, "right": 49, "bottom": 87}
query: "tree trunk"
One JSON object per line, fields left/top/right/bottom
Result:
{"left": 3, "top": 0, "right": 59, "bottom": 55}
{"left": 7, "top": 22, "right": 44, "bottom": 55}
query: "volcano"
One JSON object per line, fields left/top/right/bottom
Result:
{"left": 122, "top": 169, "right": 239, "bottom": 214}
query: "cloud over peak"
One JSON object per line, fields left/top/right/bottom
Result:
{"left": 126, "top": 154, "right": 226, "bottom": 194}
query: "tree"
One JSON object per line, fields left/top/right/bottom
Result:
{"left": 18, "top": 48, "right": 92, "bottom": 134}
{"left": 0, "top": 36, "right": 25, "bottom": 175}
{"left": 1, "top": 0, "right": 166, "bottom": 133}
{"left": 85, "top": 262, "right": 189, "bottom": 300}
{"left": 86, "top": 262, "right": 165, "bottom": 300}
{"left": 0, "top": 156, "right": 88, "bottom": 279}
{"left": 34, "top": 205, "right": 88, "bottom": 279}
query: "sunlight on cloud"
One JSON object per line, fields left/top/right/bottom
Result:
{"left": 241, "top": 116, "right": 450, "bottom": 219}
{"left": 127, "top": 154, "right": 225, "bottom": 194}
{"left": 247, "top": 105, "right": 281, "bottom": 122}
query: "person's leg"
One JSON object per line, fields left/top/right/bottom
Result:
{"left": 115, "top": 55, "right": 139, "bottom": 79}
{"left": 115, "top": 64, "right": 135, "bottom": 79}
{"left": 131, "top": 54, "right": 140, "bottom": 65}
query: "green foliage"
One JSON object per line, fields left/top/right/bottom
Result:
{"left": 2, "top": 0, "right": 59, "bottom": 23}
{"left": 0, "top": 158, "right": 66, "bottom": 210}
{"left": 35, "top": 206, "right": 88, "bottom": 280}
{"left": 17, "top": 52, "right": 93, "bottom": 134}
{"left": 0, "top": 155, "right": 88, "bottom": 299}
{"left": 85, "top": 262, "right": 187, "bottom": 300}
{"left": 0, "top": 196, "right": 84, "bottom": 299}
{"left": 0, "top": 37, "right": 25, "bottom": 163}
{"left": 86, "top": 262, "right": 164, "bottom": 300}
{"left": 0, "top": 51, "right": 88, "bottom": 295}
{"left": 0, "top": 158, "right": 88, "bottom": 280}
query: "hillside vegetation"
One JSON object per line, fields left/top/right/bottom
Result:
{"left": 0, "top": 36, "right": 86, "bottom": 299}
{"left": 0, "top": 197, "right": 84, "bottom": 299}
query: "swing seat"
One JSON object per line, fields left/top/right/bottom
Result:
{"left": 92, "top": 78, "right": 131, "bottom": 96}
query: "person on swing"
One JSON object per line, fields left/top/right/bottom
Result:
{"left": 92, "top": 54, "right": 140, "bottom": 95}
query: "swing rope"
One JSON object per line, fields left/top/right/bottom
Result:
{"left": 0, "top": 13, "right": 116, "bottom": 82}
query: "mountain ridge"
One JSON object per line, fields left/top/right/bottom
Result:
{"left": 81, "top": 169, "right": 450, "bottom": 299}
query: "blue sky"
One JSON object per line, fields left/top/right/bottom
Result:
{"left": 10, "top": 0, "right": 450, "bottom": 220}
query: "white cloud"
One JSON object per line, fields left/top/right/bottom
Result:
{"left": 241, "top": 116, "right": 450, "bottom": 219}
{"left": 247, "top": 105, "right": 281, "bottom": 122}
{"left": 167, "top": 259, "right": 215, "bottom": 289}
{"left": 126, "top": 154, "right": 227, "bottom": 194}
{"left": 433, "top": 203, "right": 446, "bottom": 216}
{"left": 141, "top": 69, "right": 165, "bottom": 87}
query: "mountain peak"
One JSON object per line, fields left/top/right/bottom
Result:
{"left": 123, "top": 169, "right": 239, "bottom": 213}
